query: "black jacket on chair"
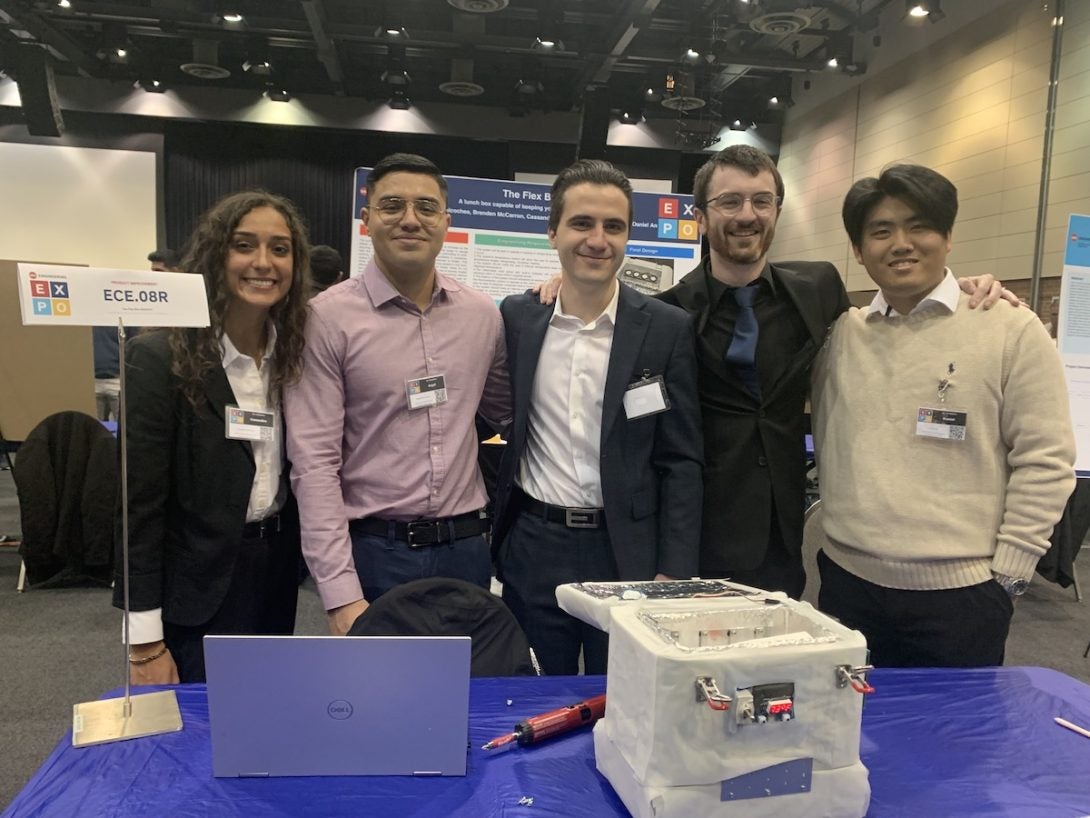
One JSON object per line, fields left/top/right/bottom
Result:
{"left": 658, "top": 260, "right": 849, "bottom": 574}
{"left": 111, "top": 330, "right": 299, "bottom": 626}
{"left": 492, "top": 284, "right": 704, "bottom": 582}
{"left": 15, "top": 411, "right": 116, "bottom": 587}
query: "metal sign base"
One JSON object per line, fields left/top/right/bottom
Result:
{"left": 72, "top": 690, "right": 183, "bottom": 748}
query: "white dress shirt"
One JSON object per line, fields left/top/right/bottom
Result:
{"left": 126, "top": 325, "right": 283, "bottom": 645}
{"left": 517, "top": 284, "right": 619, "bottom": 508}
{"left": 867, "top": 269, "right": 959, "bottom": 319}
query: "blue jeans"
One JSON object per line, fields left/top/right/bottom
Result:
{"left": 348, "top": 522, "right": 491, "bottom": 603}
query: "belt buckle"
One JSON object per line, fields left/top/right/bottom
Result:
{"left": 407, "top": 520, "right": 440, "bottom": 547}
{"left": 565, "top": 508, "right": 599, "bottom": 529}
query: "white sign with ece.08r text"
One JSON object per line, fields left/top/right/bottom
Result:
{"left": 16, "top": 263, "right": 210, "bottom": 327}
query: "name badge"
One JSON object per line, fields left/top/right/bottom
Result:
{"left": 406, "top": 374, "right": 448, "bottom": 410}
{"left": 916, "top": 406, "right": 967, "bottom": 441}
{"left": 226, "top": 406, "right": 275, "bottom": 441}
{"left": 624, "top": 374, "right": 670, "bottom": 420}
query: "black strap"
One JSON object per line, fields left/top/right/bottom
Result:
{"left": 352, "top": 510, "right": 490, "bottom": 547}
{"left": 517, "top": 491, "right": 605, "bottom": 529}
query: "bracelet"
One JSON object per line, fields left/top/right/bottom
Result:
{"left": 128, "top": 645, "right": 168, "bottom": 665}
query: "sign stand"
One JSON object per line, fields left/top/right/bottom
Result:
{"left": 14, "top": 261, "right": 209, "bottom": 748}
{"left": 72, "top": 318, "right": 182, "bottom": 747}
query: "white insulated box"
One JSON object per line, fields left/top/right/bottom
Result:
{"left": 557, "top": 582, "right": 871, "bottom": 818}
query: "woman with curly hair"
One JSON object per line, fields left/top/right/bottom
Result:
{"left": 114, "top": 190, "right": 311, "bottom": 684}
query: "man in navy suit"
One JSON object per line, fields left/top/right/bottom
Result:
{"left": 492, "top": 160, "right": 703, "bottom": 675}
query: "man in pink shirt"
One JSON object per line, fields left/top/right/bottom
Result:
{"left": 284, "top": 153, "right": 511, "bottom": 635}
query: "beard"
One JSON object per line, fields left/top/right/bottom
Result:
{"left": 709, "top": 223, "right": 776, "bottom": 266}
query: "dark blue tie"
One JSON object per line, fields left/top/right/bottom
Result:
{"left": 726, "top": 284, "right": 761, "bottom": 401}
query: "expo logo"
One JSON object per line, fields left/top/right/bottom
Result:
{"left": 28, "top": 278, "right": 71, "bottom": 318}
{"left": 656, "top": 197, "right": 698, "bottom": 242}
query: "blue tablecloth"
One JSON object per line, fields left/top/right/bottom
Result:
{"left": 6, "top": 667, "right": 1090, "bottom": 817}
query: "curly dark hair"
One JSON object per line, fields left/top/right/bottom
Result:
{"left": 169, "top": 190, "right": 312, "bottom": 404}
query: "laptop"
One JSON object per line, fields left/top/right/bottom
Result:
{"left": 204, "top": 635, "right": 471, "bottom": 778}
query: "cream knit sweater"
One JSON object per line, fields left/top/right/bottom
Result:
{"left": 812, "top": 293, "right": 1075, "bottom": 590}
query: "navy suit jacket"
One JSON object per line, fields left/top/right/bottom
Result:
{"left": 658, "top": 260, "right": 849, "bottom": 573}
{"left": 492, "top": 283, "right": 704, "bottom": 581}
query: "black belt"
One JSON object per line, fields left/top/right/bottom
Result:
{"left": 518, "top": 491, "right": 605, "bottom": 529}
{"left": 352, "top": 510, "right": 490, "bottom": 547}
{"left": 242, "top": 512, "right": 282, "bottom": 539}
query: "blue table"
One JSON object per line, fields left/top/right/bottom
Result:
{"left": 6, "top": 668, "right": 1090, "bottom": 817}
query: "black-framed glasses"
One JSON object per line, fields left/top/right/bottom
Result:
{"left": 370, "top": 197, "right": 447, "bottom": 225}
{"left": 700, "top": 193, "right": 782, "bottom": 215}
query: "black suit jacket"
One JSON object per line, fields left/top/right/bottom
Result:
{"left": 658, "top": 260, "right": 849, "bottom": 573}
{"left": 112, "top": 330, "right": 299, "bottom": 626}
{"left": 493, "top": 284, "right": 704, "bottom": 581}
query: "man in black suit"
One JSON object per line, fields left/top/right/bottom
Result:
{"left": 493, "top": 160, "right": 703, "bottom": 675}
{"left": 658, "top": 146, "right": 847, "bottom": 597}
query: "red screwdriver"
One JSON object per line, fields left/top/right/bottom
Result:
{"left": 482, "top": 694, "right": 607, "bottom": 750}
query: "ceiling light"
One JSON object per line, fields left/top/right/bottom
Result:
{"left": 141, "top": 79, "right": 165, "bottom": 93}
{"left": 243, "top": 59, "right": 272, "bottom": 75}
{"left": 769, "top": 96, "right": 779, "bottom": 105}
{"left": 389, "top": 91, "right": 411, "bottom": 110}
{"left": 381, "top": 68, "right": 411, "bottom": 86}
{"left": 827, "top": 57, "right": 838, "bottom": 68}
{"left": 907, "top": 4, "right": 927, "bottom": 16}
{"left": 116, "top": 47, "right": 128, "bottom": 58}
{"left": 376, "top": 25, "right": 408, "bottom": 39}
{"left": 58, "top": 0, "right": 71, "bottom": 7}
{"left": 222, "top": 12, "right": 243, "bottom": 23}
{"left": 729, "top": 119, "right": 747, "bottom": 131}
{"left": 532, "top": 36, "right": 563, "bottom": 51}
{"left": 685, "top": 48, "right": 700, "bottom": 61}
{"left": 266, "top": 88, "right": 291, "bottom": 102}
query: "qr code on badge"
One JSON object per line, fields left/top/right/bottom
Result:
{"left": 950, "top": 426, "right": 966, "bottom": 441}
{"left": 435, "top": 388, "right": 447, "bottom": 402}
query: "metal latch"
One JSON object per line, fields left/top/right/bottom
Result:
{"left": 695, "top": 676, "right": 732, "bottom": 711}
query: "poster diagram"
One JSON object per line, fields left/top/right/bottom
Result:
{"left": 349, "top": 169, "right": 702, "bottom": 301}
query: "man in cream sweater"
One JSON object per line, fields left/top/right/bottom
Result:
{"left": 811, "top": 164, "right": 1075, "bottom": 667}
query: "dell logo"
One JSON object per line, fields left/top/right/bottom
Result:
{"left": 327, "top": 700, "right": 353, "bottom": 720}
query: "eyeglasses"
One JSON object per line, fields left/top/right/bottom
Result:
{"left": 701, "top": 192, "right": 782, "bottom": 215}
{"left": 370, "top": 197, "right": 447, "bottom": 225}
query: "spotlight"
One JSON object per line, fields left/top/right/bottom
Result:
{"left": 728, "top": 119, "right": 748, "bottom": 131}
{"left": 116, "top": 47, "right": 128, "bottom": 58}
{"left": 906, "top": 1, "right": 944, "bottom": 22}
{"left": 266, "top": 88, "right": 291, "bottom": 102}
{"left": 243, "top": 59, "right": 272, "bottom": 75}
{"left": 619, "top": 108, "right": 643, "bottom": 124}
{"left": 58, "top": 0, "right": 71, "bottom": 7}
{"left": 827, "top": 57, "right": 838, "bottom": 68}
{"left": 381, "top": 68, "right": 411, "bottom": 86}
{"left": 532, "top": 36, "right": 563, "bottom": 51}
{"left": 142, "top": 79, "right": 165, "bottom": 92}
{"left": 684, "top": 47, "right": 700, "bottom": 62}
{"left": 222, "top": 12, "right": 243, "bottom": 23}
{"left": 376, "top": 25, "right": 408, "bottom": 39}
{"left": 907, "top": 3, "right": 928, "bottom": 17}
{"left": 389, "top": 91, "right": 411, "bottom": 110}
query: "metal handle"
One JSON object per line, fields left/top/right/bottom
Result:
{"left": 695, "top": 676, "right": 732, "bottom": 711}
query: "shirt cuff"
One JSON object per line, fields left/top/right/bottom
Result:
{"left": 123, "top": 608, "right": 164, "bottom": 645}
{"left": 990, "top": 542, "right": 1041, "bottom": 582}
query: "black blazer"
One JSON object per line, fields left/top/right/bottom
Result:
{"left": 112, "top": 330, "right": 299, "bottom": 626}
{"left": 658, "top": 260, "right": 849, "bottom": 573}
{"left": 493, "top": 284, "right": 704, "bottom": 581}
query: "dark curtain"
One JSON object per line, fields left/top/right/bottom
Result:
{"left": 163, "top": 121, "right": 518, "bottom": 266}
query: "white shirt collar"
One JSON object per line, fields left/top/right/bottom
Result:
{"left": 221, "top": 321, "right": 278, "bottom": 368}
{"left": 552, "top": 280, "right": 620, "bottom": 329}
{"left": 867, "top": 269, "right": 959, "bottom": 318}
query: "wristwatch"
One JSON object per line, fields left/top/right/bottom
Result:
{"left": 992, "top": 573, "right": 1030, "bottom": 597}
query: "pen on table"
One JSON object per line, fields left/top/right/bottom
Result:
{"left": 482, "top": 694, "right": 607, "bottom": 750}
{"left": 1054, "top": 717, "right": 1090, "bottom": 740}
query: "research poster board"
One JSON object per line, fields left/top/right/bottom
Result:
{"left": 1057, "top": 214, "right": 1090, "bottom": 476}
{"left": 349, "top": 169, "right": 702, "bottom": 300}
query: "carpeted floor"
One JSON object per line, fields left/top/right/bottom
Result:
{"left": 1, "top": 464, "right": 1087, "bottom": 810}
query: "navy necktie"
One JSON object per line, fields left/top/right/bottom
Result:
{"left": 725, "top": 284, "right": 761, "bottom": 401}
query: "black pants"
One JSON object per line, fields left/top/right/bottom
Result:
{"left": 817, "top": 550, "right": 1013, "bottom": 668}
{"left": 164, "top": 528, "right": 300, "bottom": 683}
{"left": 704, "top": 508, "right": 806, "bottom": 599}
{"left": 500, "top": 511, "right": 618, "bottom": 676}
